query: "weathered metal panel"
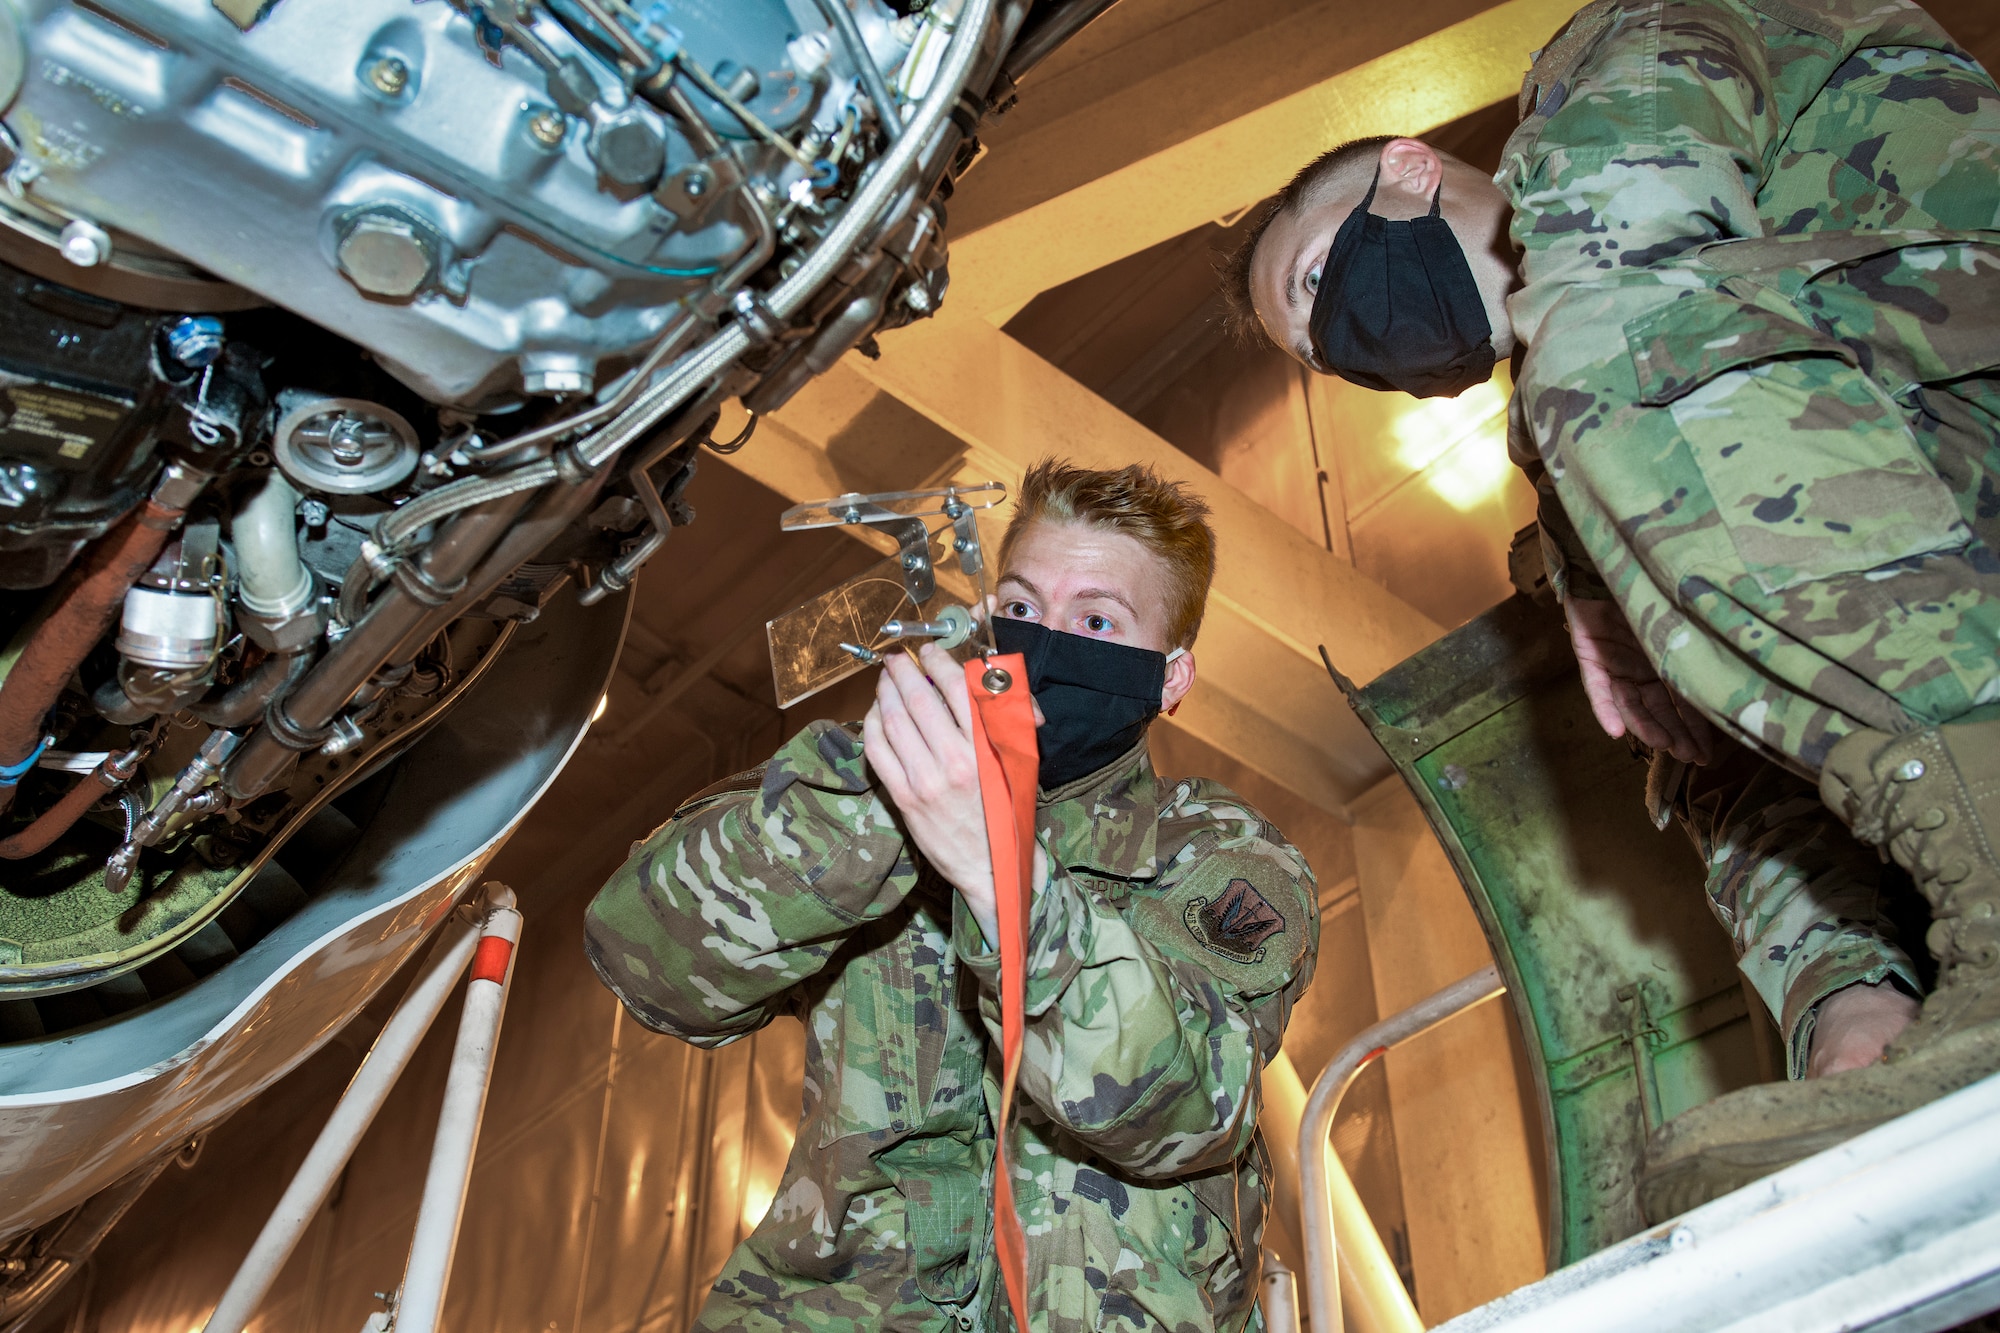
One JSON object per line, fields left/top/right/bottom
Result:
{"left": 1343, "top": 594, "right": 1773, "bottom": 1263}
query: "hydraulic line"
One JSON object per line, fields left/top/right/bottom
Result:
{"left": 189, "top": 649, "right": 311, "bottom": 729}
{"left": 221, "top": 492, "right": 536, "bottom": 801}
{"left": 0, "top": 460, "right": 207, "bottom": 810}
{"left": 0, "top": 746, "right": 141, "bottom": 860}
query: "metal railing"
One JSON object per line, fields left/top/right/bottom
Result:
{"left": 1299, "top": 966, "right": 1508, "bottom": 1333}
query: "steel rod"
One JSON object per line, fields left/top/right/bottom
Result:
{"left": 200, "top": 890, "right": 501, "bottom": 1333}
{"left": 393, "top": 885, "right": 523, "bottom": 1333}
{"left": 1300, "top": 965, "right": 1506, "bottom": 1333}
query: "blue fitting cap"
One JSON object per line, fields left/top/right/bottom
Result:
{"left": 165, "top": 315, "right": 225, "bottom": 369}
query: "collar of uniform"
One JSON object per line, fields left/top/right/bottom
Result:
{"left": 1035, "top": 738, "right": 1160, "bottom": 881}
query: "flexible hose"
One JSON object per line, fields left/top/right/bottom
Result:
{"left": 189, "top": 649, "right": 311, "bottom": 729}
{"left": 0, "top": 751, "right": 137, "bottom": 860}
{"left": 374, "top": 461, "right": 562, "bottom": 555}
{"left": 813, "top": 0, "right": 904, "bottom": 141}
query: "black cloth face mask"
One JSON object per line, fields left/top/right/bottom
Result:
{"left": 991, "top": 618, "right": 1173, "bottom": 790}
{"left": 1307, "top": 169, "right": 1497, "bottom": 399}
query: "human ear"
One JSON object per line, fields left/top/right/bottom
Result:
{"left": 1161, "top": 647, "right": 1197, "bottom": 714}
{"left": 1376, "top": 138, "right": 1444, "bottom": 211}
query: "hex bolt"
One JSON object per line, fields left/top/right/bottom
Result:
{"left": 366, "top": 56, "right": 409, "bottom": 97}
{"left": 527, "top": 108, "right": 566, "bottom": 148}
{"left": 58, "top": 219, "right": 111, "bottom": 268}
{"left": 335, "top": 208, "right": 439, "bottom": 299}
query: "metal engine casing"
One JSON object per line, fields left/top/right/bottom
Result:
{"left": 0, "top": 0, "right": 826, "bottom": 405}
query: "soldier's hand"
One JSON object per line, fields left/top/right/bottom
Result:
{"left": 863, "top": 642, "right": 1000, "bottom": 944}
{"left": 1565, "top": 597, "right": 1716, "bottom": 765}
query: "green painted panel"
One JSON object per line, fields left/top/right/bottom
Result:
{"left": 1340, "top": 594, "right": 1778, "bottom": 1264}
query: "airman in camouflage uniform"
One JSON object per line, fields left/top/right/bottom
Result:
{"left": 585, "top": 475, "right": 1318, "bottom": 1330}
{"left": 1236, "top": 0, "right": 2000, "bottom": 1212}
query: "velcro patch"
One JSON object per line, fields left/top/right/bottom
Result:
{"left": 1184, "top": 878, "right": 1286, "bottom": 965}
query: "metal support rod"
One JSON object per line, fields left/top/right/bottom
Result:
{"left": 200, "top": 886, "right": 509, "bottom": 1333}
{"left": 392, "top": 885, "right": 523, "bottom": 1333}
{"left": 1300, "top": 965, "right": 1506, "bottom": 1333}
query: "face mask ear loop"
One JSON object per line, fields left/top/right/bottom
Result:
{"left": 1428, "top": 180, "right": 1445, "bottom": 219}
{"left": 1164, "top": 646, "right": 1186, "bottom": 716}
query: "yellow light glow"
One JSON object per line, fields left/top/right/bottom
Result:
{"left": 591, "top": 693, "right": 609, "bottom": 723}
{"left": 742, "top": 1172, "right": 781, "bottom": 1231}
{"left": 1389, "top": 374, "right": 1514, "bottom": 513}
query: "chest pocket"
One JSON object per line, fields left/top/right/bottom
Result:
{"left": 1620, "top": 244, "right": 1980, "bottom": 595}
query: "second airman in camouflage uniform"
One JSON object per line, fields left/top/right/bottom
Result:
{"left": 1235, "top": 0, "right": 2000, "bottom": 1214}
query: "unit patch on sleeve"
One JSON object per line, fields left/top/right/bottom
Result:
{"left": 1183, "top": 877, "right": 1286, "bottom": 965}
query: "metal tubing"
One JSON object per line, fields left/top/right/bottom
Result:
{"left": 394, "top": 884, "right": 523, "bottom": 1333}
{"left": 221, "top": 491, "right": 535, "bottom": 799}
{"left": 200, "top": 893, "right": 496, "bottom": 1333}
{"left": 1300, "top": 965, "right": 1506, "bottom": 1333}
{"left": 812, "top": 0, "right": 904, "bottom": 140}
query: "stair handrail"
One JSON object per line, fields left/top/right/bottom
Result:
{"left": 1300, "top": 965, "right": 1508, "bottom": 1333}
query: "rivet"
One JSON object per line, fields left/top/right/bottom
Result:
{"left": 1896, "top": 758, "right": 1927, "bottom": 781}
{"left": 1668, "top": 1225, "right": 1695, "bottom": 1250}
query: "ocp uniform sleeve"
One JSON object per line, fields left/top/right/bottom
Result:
{"left": 953, "top": 783, "right": 1318, "bottom": 1179}
{"left": 584, "top": 720, "right": 916, "bottom": 1048}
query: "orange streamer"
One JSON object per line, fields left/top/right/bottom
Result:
{"left": 965, "top": 653, "right": 1038, "bottom": 1333}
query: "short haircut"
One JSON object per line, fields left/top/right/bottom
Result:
{"left": 1217, "top": 134, "right": 1397, "bottom": 346}
{"left": 999, "top": 458, "right": 1217, "bottom": 649}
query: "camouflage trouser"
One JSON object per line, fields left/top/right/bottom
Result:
{"left": 1659, "top": 745, "right": 1920, "bottom": 1078}
{"left": 1522, "top": 232, "right": 2000, "bottom": 774}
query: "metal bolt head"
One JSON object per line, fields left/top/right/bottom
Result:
{"left": 58, "top": 219, "right": 111, "bottom": 268}
{"left": 683, "top": 168, "right": 710, "bottom": 199}
{"left": 904, "top": 284, "right": 934, "bottom": 313}
{"left": 591, "top": 114, "right": 665, "bottom": 188}
{"left": 366, "top": 55, "right": 409, "bottom": 97}
{"left": 1896, "top": 758, "right": 1927, "bottom": 782}
{"left": 300, "top": 498, "right": 330, "bottom": 528}
{"left": 164, "top": 315, "right": 225, "bottom": 368}
{"left": 336, "top": 210, "right": 438, "bottom": 299}
{"left": 527, "top": 108, "right": 567, "bottom": 148}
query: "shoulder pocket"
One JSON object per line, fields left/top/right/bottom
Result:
{"left": 1129, "top": 843, "right": 1313, "bottom": 1000}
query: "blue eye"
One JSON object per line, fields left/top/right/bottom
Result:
{"left": 1304, "top": 265, "right": 1322, "bottom": 295}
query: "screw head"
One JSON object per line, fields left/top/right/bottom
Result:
{"left": 366, "top": 55, "right": 409, "bottom": 96}
{"left": 527, "top": 108, "right": 567, "bottom": 148}
{"left": 1896, "top": 758, "right": 1928, "bottom": 782}
{"left": 58, "top": 219, "right": 111, "bottom": 268}
{"left": 683, "top": 168, "right": 710, "bottom": 199}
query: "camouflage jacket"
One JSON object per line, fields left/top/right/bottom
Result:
{"left": 1497, "top": 0, "right": 2000, "bottom": 604}
{"left": 584, "top": 720, "right": 1319, "bottom": 1333}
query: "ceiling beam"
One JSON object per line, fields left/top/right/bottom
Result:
{"left": 944, "top": 0, "right": 1576, "bottom": 323}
